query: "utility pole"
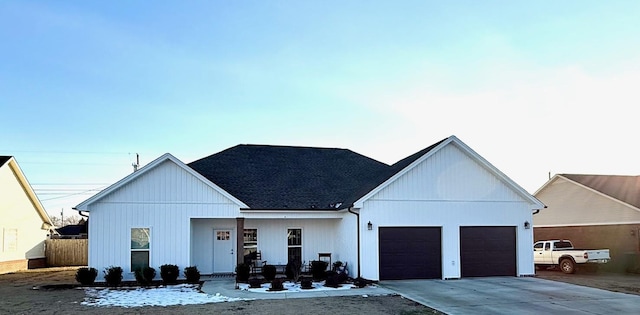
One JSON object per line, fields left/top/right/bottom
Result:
{"left": 61, "top": 208, "right": 64, "bottom": 227}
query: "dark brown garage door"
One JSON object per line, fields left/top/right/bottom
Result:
{"left": 460, "top": 226, "right": 516, "bottom": 277}
{"left": 379, "top": 227, "right": 442, "bottom": 280}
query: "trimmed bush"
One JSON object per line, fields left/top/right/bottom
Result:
{"left": 75, "top": 267, "right": 98, "bottom": 285}
{"left": 310, "top": 260, "right": 328, "bottom": 280}
{"left": 236, "top": 263, "right": 251, "bottom": 282}
{"left": 262, "top": 264, "right": 277, "bottom": 281}
{"left": 160, "top": 264, "right": 180, "bottom": 284}
{"left": 134, "top": 266, "right": 156, "bottom": 285}
{"left": 184, "top": 266, "right": 201, "bottom": 284}
{"left": 104, "top": 266, "right": 123, "bottom": 287}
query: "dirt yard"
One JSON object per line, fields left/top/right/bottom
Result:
{"left": 0, "top": 267, "right": 440, "bottom": 315}
{"left": 536, "top": 268, "right": 640, "bottom": 296}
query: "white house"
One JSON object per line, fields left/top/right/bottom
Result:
{"left": 1, "top": 156, "right": 54, "bottom": 273}
{"left": 75, "top": 136, "right": 544, "bottom": 281}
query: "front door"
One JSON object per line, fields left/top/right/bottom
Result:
{"left": 213, "top": 229, "right": 235, "bottom": 273}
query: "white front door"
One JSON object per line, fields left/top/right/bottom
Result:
{"left": 213, "top": 229, "right": 235, "bottom": 273}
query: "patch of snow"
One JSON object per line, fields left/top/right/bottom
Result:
{"left": 81, "top": 284, "right": 249, "bottom": 308}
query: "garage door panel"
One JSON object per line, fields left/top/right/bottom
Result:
{"left": 460, "top": 226, "right": 516, "bottom": 277}
{"left": 379, "top": 227, "right": 442, "bottom": 280}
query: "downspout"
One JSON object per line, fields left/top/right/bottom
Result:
{"left": 347, "top": 206, "right": 361, "bottom": 278}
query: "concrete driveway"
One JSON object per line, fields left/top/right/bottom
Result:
{"left": 380, "top": 276, "right": 640, "bottom": 315}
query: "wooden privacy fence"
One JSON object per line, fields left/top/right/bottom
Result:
{"left": 45, "top": 239, "right": 88, "bottom": 266}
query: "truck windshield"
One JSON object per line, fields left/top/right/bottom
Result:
{"left": 555, "top": 241, "right": 573, "bottom": 249}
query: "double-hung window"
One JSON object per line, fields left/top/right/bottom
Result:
{"left": 287, "top": 228, "right": 302, "bottom": 264}
{"left": 131, "top": 228, "right": 150, "bottom": 271}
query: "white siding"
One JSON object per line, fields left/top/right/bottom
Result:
{"left": 87, "top": 159, "right": 242, "bottom": 278}
{"left": 0, "top": 162, "right": 48, "bottom": 266}
{"left": 534, "top": 177, "right": 640, "bottom": 226}
{"left": 360, "top": 142, "right": 536, "bottom": 280}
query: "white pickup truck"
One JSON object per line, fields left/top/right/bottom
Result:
{"left": 533, "top": 240, "right": 610, "bottom": 274}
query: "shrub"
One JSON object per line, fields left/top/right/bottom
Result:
{"left": 249, "top": 277, "right": 262, "bottom": 288}
{"left": 134, "top": 266, "right": 156, "bottom": 285}
{"left": 353, "top": 277, "right": 368, "bottom": 288}
{"left": 235, "top": 263, "right": 251, "bottom": 282}
{"left": 103, "top": 266, "right": 123, "bottom": 287}
{"left": 310, "top": 260, "right": 328, "bottom": 280}
{"left": 75, "top": 267, "right": 98, "bottom": 285}
{"left": 262, "top": 264, "right": 277, "bottom": 281}
{"left": 300, "top": 276, "right": 313, "bottom": 289}
{"left": 285, "top": 260, "right": 301, "bottom": 282}
{"left": 269, "top": 278, "right": 284, "bottom": 291}
{"left": 184, "top": 266, "right": 201, "bottom": 284}
{"left": 159, "top": 264, "right": 179, "bottom": 284}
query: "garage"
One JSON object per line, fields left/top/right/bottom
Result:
{"left": 378, "top": 227, "right": 442, "bottom": 280}
{"left": 460, "top": 226, "right": 516, "bottom": 277}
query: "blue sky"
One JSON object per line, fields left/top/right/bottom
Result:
{"left": 2, "top": 1, "right": 640, "bottom": 219}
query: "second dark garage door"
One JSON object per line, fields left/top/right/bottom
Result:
{"left": 460, "top": 226, "right": 516, "bottom": 277}
{"left": 379, "top": 227, "right": 442, "bottom": 280}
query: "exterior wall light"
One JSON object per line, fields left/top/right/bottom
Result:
{"left": 367, "top": 221, "right": 373, "bottom": 231}
{"left": 524, "top": 221, "right": 531, "bottom": 229}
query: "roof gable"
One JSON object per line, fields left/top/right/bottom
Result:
{"left": 0, "top": 156, "right": 53, "bottom": 228}
{"left": 75, "top": 153, "right": 248, "bottom": 210}
{"left": 560, "top": 174, "right": 640, "bottom": 209}
{"left": 353, "top": 136, "right": 544, "bottom": 209}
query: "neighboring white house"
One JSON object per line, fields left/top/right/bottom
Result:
{"left": 0, "top": 156, "right": 54, "bottom": 274}
{"left": 75, "top": 136, "right": 544, "bottom": 281}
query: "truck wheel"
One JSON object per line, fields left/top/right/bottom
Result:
{"left": 560, "top": 259, "right": 575, "bottom": 274}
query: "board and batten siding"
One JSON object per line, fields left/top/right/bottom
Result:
{"left": 534, "top": 177, "right": 640, "bottom": 226}
{"left": 359, "top": 143, "right": 535, "bottom": 280}
{"left": 87, "top": 159, "right": 242, "bottom": 278}
{"left": 190, "top": 218, "right": 342, "bottom": 274}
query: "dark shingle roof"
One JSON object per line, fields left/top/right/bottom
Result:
{"left": 188, "top": 139, "right": 447, "bottom": 210}
{"left": 55, "top": 224, "right": 88, "bottom": 236}
{"left": 562, "top": 174, "right": 640, "bottom": 209}
{"left": 0, "top": 156, "right": 11, "bottom": 167}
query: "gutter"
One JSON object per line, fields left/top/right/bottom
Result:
{"left": 72, "top": 207, "right": 89, "bottom": 218}
{"left": 347, "top": 206, "right": 361, "bottom": 278}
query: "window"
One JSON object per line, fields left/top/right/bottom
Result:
{"left": 131, "top": 228, "right": 150, "bottom": 271}
{"left": 533, "top": 243, "right": 543, "bottom": 251}
{"left": 3, "top": 228, "right": 17, "bottom": 252}
{"left": 216, "top": 230, "right": 230, "bottom": 241}
{"left": 287, "top": 228, "right": 302, "bottom": 264}
{"left": 544, "top": 242, "right": 551, "bottom": 251}
{"left": 243, "top": 229, "right": 258, "bottom": 256}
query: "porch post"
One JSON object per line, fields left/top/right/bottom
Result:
{"left": 236, "top": 217, "right": 245, "bottom": 265}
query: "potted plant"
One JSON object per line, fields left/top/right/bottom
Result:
{"left": 300, "top": 276, "right": 314, "bottom": 289}
{"left": 310, "top": 260, "right": 328, "bottom": 280}
{"left": 262, "top": 264, "right": 277, "bottom": 281}
{"left": 249, "top": 277, "right": 262, "bottom": 288}
{"left": 268, "top": 278, "right": 284, "bottom": 291}
{"left": 235, "top": 263, "right": 251, "bottom": 282}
